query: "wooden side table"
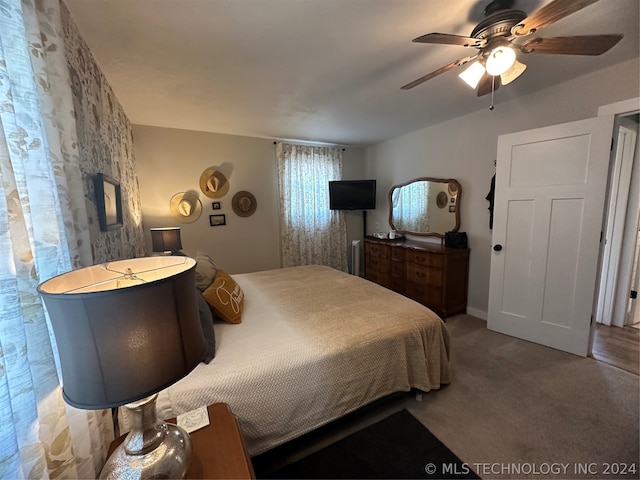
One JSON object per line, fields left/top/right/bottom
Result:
{"left": 108, "top": 403, "right": 255, "bottom": 479}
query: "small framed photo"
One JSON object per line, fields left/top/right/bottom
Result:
{"left": 209, "top": 214, "right": 226, "bottom": 226}
{"left": 94, "top": 173, "right": 123, "bottom": 231}
{"left": 212, "top": 202, "right": 221, "bottom": 210}
{"left": 450, "top": 197, "right": 456, "bottom": 203}
{"left": 449, "top": 205, "right": 456, "bottom": 213}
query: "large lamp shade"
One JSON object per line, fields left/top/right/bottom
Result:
{"left": 38, "top": 256, "right": 204, "bottom": 408}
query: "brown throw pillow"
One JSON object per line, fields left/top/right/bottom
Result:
{"left": 202, "top": 270, "right": 244, "bottom": 324}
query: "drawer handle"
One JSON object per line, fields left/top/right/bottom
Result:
{"left": 417, "top": 256, "right": 426, "bottom": 262}
{"left": 416, "top": 272, "right": 425, "bottom": 279}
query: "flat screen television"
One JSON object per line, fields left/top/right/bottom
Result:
{"left": 329, "top": 180, "right": 376, "bottom": 210}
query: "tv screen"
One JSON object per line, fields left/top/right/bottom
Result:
{"left": 329, "top": 180, "right": 376, "bottom": 210}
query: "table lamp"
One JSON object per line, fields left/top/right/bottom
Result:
{"left": 38, "top": 256, "right": 205, "bottom": 479}
{"left": 150, "top": 227, "right": 183, "bottom": 255}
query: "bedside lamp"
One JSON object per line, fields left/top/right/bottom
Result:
{"left": 151, "top": 226, "right": 183, "bottom": 255}
{"left": 38, "top": 256, "right": 205, "bottom": 479}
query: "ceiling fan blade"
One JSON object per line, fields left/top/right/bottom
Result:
{"left": 412, "top": 33, "right": 487, "bottom": 48}
{"left": 511, "top": 0, "right": 600, "bottom": 37}
{"left": 521, "top": 34, "right": 624, "bottom": 55}
{"left": 401, "top": 55, "right": 477, "bottom": 90}
{"left": 477, "top": 73, "right": 500, "bottom": 97}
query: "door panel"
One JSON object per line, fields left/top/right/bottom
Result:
{"left": 488, "top": 117, "right": 613, "bottom": 356}
{"left": 510, "top": 135, "right": 590, "bottom": 187}
{"left": 544, "top": 198, "right": 583, "bottom": 328}
{"left": 502, "top": 200, "right": 534, "bottom": 317}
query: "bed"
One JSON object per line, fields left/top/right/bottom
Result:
{"left": 155, "top": 265, "right": 452, "bottom": 456}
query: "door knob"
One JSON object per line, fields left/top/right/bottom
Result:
{"left": 493, "top": 244, "right": 503, "bottom": 251}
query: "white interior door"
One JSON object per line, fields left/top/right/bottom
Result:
{"left": 488, "top": 116, "right": 613, "bottom": 356}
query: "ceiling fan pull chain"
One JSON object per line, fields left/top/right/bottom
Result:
{"left": 489, "top": 76, "right": 495, "bottom": 111}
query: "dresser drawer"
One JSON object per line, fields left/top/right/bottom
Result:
{"left": 366, "top": 256, "right": 390, "bottom": 273}
{"left": 365, "top": 242, "right": 390, "bottom": 259}
{"left": 406, "top": 262, "right": 443, "bottom": 288}
{"left": 390, "top": 277, "right": 405, "bottom": 294}
{"left": 390, "top": 260, "right": 405, "bottom": 276}
{"left": 366, "top": 271, "right": 391, "bottom": 288}
{"left": 405, "top": 282, "right": 441, "bottom": 307}
{"left": 407, "top": 250, "right": 443, "bottom": 268}
{"left": 390, "top": 246, "right": 406, "bottom": 262}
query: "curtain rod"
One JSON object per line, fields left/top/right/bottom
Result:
{"left": 273, "top": 140, "right": 346, "bottom": 151}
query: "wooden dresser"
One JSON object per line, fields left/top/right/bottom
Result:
{"left": 364, "top": 237, "right": 469, "bottom": 318}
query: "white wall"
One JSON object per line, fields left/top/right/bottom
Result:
{"left": 365, "top": 58, "right": 640, "bottom": 318}
{"left": 134, "top": 125, "right": 365, "bottom": 273}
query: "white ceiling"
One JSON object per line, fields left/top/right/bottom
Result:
{"left": 64, "top": 0, "right": 639, "bottom": 146}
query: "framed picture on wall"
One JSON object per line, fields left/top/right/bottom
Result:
{"left": 94, "top": 173, "right": 123, "bottom": 231}
{"left": 212, "top": 202, "right": 221, "bottom": 210}
{"left": 209, "top": 214, "right": 226, "bottom": 227}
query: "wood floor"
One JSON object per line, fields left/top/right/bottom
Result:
{"left": 592, "top": 323, "right": 640, "bottom": 375}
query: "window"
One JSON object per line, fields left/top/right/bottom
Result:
{"left": 275, "top": 142, "right": 347, "bottom": 271}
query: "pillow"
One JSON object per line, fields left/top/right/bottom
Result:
{"left": 202, "top": 270, "right": 244, "bottom": 324}
{"left": 196, "top": 291, "right": 216, "bottom": 363}
{"left": 194, "top": 251, "right": 219, "bottom": 291}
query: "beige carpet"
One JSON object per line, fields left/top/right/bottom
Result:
{"left": 254, "top": 315, "right": 640, "bottom": 479}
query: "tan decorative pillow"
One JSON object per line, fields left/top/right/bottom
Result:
{"left": 202, "top": 270, "right": 244, "bottom": 324}
{"left": 194, "top": 251, "right": 219, "bottom": 291}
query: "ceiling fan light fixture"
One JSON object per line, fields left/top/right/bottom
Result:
{"left": 500, "top": 59, "right": 527, "bottom": 85}
{"left": 458, "top": 61, "right": 486, "bottom": 89}
{"left": 485, "top": 46, "right": 516, "bottom": 76}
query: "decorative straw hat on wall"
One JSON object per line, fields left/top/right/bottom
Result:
{"left": 199, "top": 169, "right": 230, "bottom": 198}
{"left": 169, "top": 192, "right": 202, "bottom": 223}
{"left": 232, "top": 191, "right": 257, "bottom": 217}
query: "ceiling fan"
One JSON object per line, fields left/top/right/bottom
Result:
{"left": 401, "top": 0, "right": 623, "bottom": 97}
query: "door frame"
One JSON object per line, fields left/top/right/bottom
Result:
{"left": 596, "top": 117, "right": 638, "bottom": 326}
{"left": 598, "top": 98, "right": 640, "bottom": 118}
{"left": 589, "top": 97, "right": 640, "bottom": 348}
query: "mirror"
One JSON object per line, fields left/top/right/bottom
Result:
{"left": 389, "top": 177, "right": 461, "bottom": 237}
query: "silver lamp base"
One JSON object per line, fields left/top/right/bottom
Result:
{"left": 100, "top": 394, "right": 192, "bottom": 479}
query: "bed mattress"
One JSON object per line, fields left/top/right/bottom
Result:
{"left": 155, "top": 265, "right": 452, "bottom": 456}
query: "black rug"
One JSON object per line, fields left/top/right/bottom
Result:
{"left": 261, "top": 410, "right": 479, "bottom": 479}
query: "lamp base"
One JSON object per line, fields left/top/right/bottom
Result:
{"left": 100, "top": 394, "right": 192, "bottom": 479}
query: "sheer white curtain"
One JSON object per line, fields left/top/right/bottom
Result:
{"left": 391, "top": 181, "right": 430, "bottom": 232}
{"left": 276, "top": 142, "right": 348, "bottom": 271}
{"left": 0, "top": 1, "right": 111, "bottom": 478}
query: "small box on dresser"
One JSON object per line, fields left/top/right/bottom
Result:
{"left": 364, "top": 237, "right": 469, "bottom": 319}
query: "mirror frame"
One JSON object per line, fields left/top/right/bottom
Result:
{"left": 388, "top": 177, "right": 461, "bottom": 238}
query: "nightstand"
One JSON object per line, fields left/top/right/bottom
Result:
{"left": 108, "top": 403, "right": 255, "bottom": 479}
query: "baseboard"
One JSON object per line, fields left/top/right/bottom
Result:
{"left": 465, "top": 307, "right": 488, "bottom": 321}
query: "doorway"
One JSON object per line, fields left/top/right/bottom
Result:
{"left": 596, "top": 113, "right": 639, "bottom": 328}
{"left": 592, "top": 105, "right": 640, "bottom": 373}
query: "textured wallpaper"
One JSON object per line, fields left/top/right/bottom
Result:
{"left": 61, "top": 2, "right": 145, "bottom": 263}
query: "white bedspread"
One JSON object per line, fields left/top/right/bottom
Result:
{"left": 155, "top": 265, "right": 452, "bottom": 456}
